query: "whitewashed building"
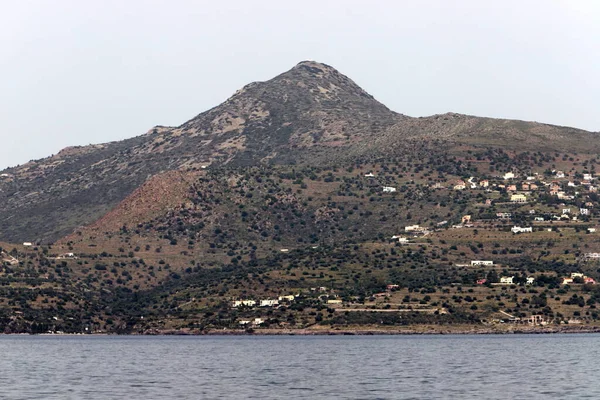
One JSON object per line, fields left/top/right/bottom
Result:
{"left": 471, "top": 260, "right": 494, "bottom": 266}
{"left": 232, "top": 300, "right": 257, "bottom": 308}
{"left": 260, "top": 299, "right": 279, "bottom": 307}
{"left": 510, "top": 194, "right": 527, "bottom": 203}
{"left": 511, "top": 226, "right": 533, "bottom": 234}
{"left": 500, "top": 276, "right": 514, "bottom": 284}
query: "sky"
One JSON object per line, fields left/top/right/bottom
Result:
{"left": 1, "top": 0, "right": 599, "bottom": 169}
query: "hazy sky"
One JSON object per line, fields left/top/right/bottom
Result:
{"left": 1, "top": 0, "right": 599, "bottom": 169}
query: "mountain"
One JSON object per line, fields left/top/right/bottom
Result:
{"left": 2, "top": 61, "right": 600, "bottom": 334}
{"left": 0, "top": 61, "right": 598, "bottom": 243}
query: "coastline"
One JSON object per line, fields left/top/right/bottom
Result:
{"left": 142, "top": 323, "right": 600, "bottom": 336}
{"left": 6, "top": 324, "right": 600, "bottom": 336}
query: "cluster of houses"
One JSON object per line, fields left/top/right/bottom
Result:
{"left": 562, "top": 272, "right": 596, "bottom": 285}
{"left": 423, "top": 169, "right": 599, "bottom": 237}
{"left": 464, "top": 259, "right": 599, "bottom": 287}
{"left": 404, "top": 225, "right": 430, "bottom": 236}
{"left": 476, "top": 276, "right": 535, "bottom": 285}
{"left": 55, "top": 252, "right": 77, "bottom": 260}
{"left": 472, "top": 269, "right": 597, "bottom": 286}
{"left": 426, "top": 169, "right": 597, "bottom": 204}
{"left": 238, "top": 318, "right": 265, "bottom": 327}
{"left": 373, "top": 168, "right": 597, "bottom": 238}
{"left": 232, "top": 294, "right": 297, "bottom": 309}
{"left": 374, "top": 167, "right": 600, "bottom": 295}
{"left": 369, "top": 163, "right": 597, "bottom": 206}
{"left": 391, "top": 235, "right": 411, "bottom": 244}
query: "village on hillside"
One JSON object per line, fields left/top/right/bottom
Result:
{"left": 4, "top": 150, "right": 600, "bottom": 334}
{"left": 216, "top": 160, "right": 600, "bottom": 330}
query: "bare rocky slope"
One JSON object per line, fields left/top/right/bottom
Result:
{"left": 0, "top": 61, "right": 598, "bottom": 243}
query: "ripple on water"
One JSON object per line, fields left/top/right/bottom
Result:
{"left": 0, "top": 334, "right": 599, "bottom": 399}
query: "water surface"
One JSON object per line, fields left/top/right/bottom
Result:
{"left": 0, "top": 334, "right": 597, "bottom": 399}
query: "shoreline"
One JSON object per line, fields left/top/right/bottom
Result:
{"left": 143, "top": 324, "right": 600, "bottom": 336}
{"left": 6, "top": 324, "right": 600, "bottom": 336}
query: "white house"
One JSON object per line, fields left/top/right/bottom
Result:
{"left": 562, "top": 208, "right": 571, "bottom": 214}
{"left": 555, "top": 171, "right": 565, "bottom": 178}
{"left": 280, "top": 249, "right": 289, "bottom": 253}
{"left": 260, "top": 299, "right": 279, "bottom": 307}
{"left": 471, "top": 260, "right": 494, "bottom": 266}
{"left": 364, "top": 172, "right": 375, "bottom": 177}
{"left": 557, "top": 192, "right": 574, "bottom": 200}
{"left": 504, "top": 172, "right": 515, "bottom": 180}
{"left": 232, "top": 300, "right": 257, "bottom": 308}
{"left": 588, "top": 228, "right": 596, "bottom": 233}
{"left": 468, "top": 177, "right": 477, "bottom": 189}
{"left": 511, "top": 226, "right": 533, "bottom": 234}
{"left": 500, "top": 276, "right": 514, "bottom": 284}
{"left": 405, "top": 225, "right": 422, "bottom": 232}
{"left": 580, "top": 208, "right": 590, "bottom": 216}
{"left": 510, "top": 194, "right": 527, "bottom": 203}
{"left": 382, "top": 186, "right": 397, "bottom": 193}
{"left": 56, "top": 253, "right": 77, "bottom": 259}
{"left": 22, "top": 242, "right": 32, "bottom": 247}
{"left": 562, "top": 277, "right": 574, "bottom": 285}
{"left": 398, "top": 237, "right": 410, "bottom": 245}
{"left": 278, "top": 295, "right": 296, "bottom": 302}
{"left": 253, "top": 318, "right": 265, "bottom": 326}
{"left": 526, "top": 277, "right": 535, "bottom": 285}
{"left": 584, "top": 173, "right": 593, "bottom": 181}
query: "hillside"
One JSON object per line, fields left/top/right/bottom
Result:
{"left": 1, "top": 61, "right": 599, "bottom": 243}
{"left": 4, "top": 148, "right": 600, "bottom": 334}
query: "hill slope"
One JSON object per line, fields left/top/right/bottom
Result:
{"left": 4, "top": 149, "right": 600, "bottom": 334}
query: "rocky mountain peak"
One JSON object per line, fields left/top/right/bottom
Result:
{"left": 1, "top": 61, "right": 598, "bottom": 244}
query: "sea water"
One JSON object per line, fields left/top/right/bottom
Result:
{"left": 0, "top": 334, "right": 597, "bottom": 399}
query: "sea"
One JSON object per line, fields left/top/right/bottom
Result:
{"left": 0, "top": 334, "right": 597, "bottom": 399}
